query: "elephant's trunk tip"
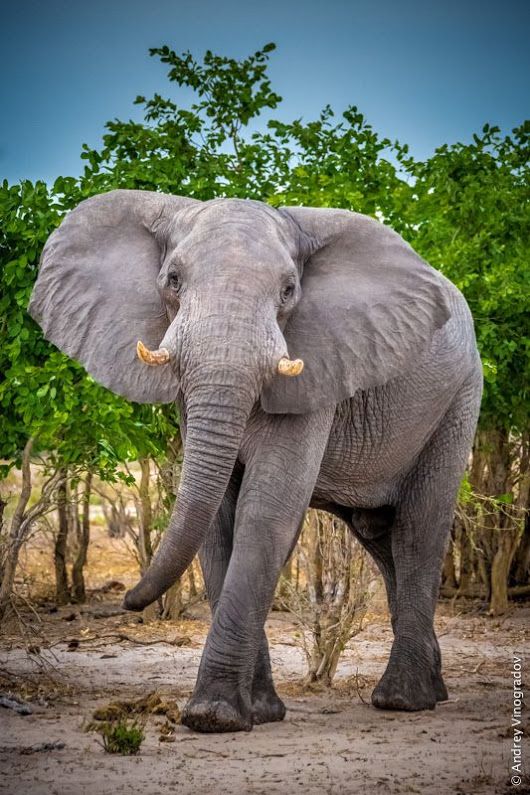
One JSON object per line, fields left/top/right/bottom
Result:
{"left": 277, "top": 356, "right": 304, "bottom": 377}
{"left": 122, "top": 584, "right": 150, "bottom": 612}
{"left": 137, "top": 339, "right": 170, "bottom": 366}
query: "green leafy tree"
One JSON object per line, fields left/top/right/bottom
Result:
{"left": 398, "top": 124, "right": 530, "bottom": 613}
{"left": 401, "top": 123, "right": 530, "bottom": 433}
{"left": 79, "top": 43, "right": 282, "bottom": 199}
{"left": 0, "top": 180, "right": 179, "bottom": 618}
{"left": 1, "top": 42, "right": 528, "bottom": 621}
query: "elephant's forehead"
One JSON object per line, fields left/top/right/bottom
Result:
{"left": 181, "top": 234, "right": 294, "bottom": 276}
{"left": 190, "top": 199, "right": 281, "bottom": 235}
{"left": 173, "top": 199, "right": 296, "bottom": 262}
{"left": 200, "top": 197, "right": 278, "bottom": 219}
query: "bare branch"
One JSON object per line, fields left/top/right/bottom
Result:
{"left": 8, "top": 437, "right": 34, "bottom": 541}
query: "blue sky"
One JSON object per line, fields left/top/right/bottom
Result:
{"left": 1, "top": 0, "right": 529, "bottom": 184}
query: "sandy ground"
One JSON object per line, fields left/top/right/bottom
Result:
{"left": 0, "top": 527, "right": 528, "bottom": 794}
{"left": 1, "top": 598, "right": 527, "bottom": 795}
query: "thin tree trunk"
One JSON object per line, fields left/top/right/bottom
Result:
{"left": 0, "top": 447, "right": 63, "bottom": 624}
{"left": 0, "top": 552, "right": 19, "bottom": 624}
{"left": 301, "top": 513, "right": 371, "bottom": 686}
{"left": 486, "top": 429, "right": 515, "bottom": 614}
{"left": 138, "top": 458, "right": 153, "bottom": 575}
{"left": 457, "top": 521, "right": 475, "bottom": 594}
{"left": 306, "top": 513, "right": 324, "bottom": 682}
{"left": 489, "top": 524, "right": 520, "bottom": 615}
{"left": 188, "top": 561, "right": 198, "bottom": 598}
{"left": 71, "top": 472, "right": 92, "bottom": 603}
{"left": 0, "top": 439, "right": 34, "bottom": 621}
{"left": 512, "top": 511, "right": 530, "bottom": 586}
{"left": 161, "top": 579, "right": 184, "bottom": 620}
{"left": 510, "top": 436, "right": 530, "bottom": 587}
{"left": 0, "top": 439, "right": 36, "bottom": 622}
{"left": 136, "top": 458, "right": 161, "bottom": 621}
{"left": 0, "top": 498, "right": 6, "bottom": 532}
{"left": 465, "top": 432, "right": 490, "bottom": 598}
{"left": 1, "top": 440, "right": 35, "bottom": 621}
{"left": 54, "top": 470, "right": 70, "bottom": 605}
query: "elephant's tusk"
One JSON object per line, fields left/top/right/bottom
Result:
{"left": 137, "top": 340, "right": 170, "bottom": 366}
{"left": 277, "top": 356, "right": 304, "bottom": 377}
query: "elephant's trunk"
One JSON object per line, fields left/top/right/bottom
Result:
{"left": 123, "top": 334, "right": 261, "bottom": 611}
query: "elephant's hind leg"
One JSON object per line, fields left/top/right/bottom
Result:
{"left": 350, "top": 519, "right": 447, "bottom": 704}
{"left": 372, "top": 373, "right": 481, "bottom": 711}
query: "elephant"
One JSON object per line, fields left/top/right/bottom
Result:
{"left": 29, "top": 189, "right": 482, "bottom": 733}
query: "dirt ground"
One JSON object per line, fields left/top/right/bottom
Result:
{"left": 0, "top": 528, "right": 528, "bottom": 795}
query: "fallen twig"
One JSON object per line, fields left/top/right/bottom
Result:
{"left": 49, "top": 631, "right": 191, "bottom": 650}
{"left": 0, "top": 693, "right": 33, "bottom": 715}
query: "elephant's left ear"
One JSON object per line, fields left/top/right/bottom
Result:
{"left": 261, "top": 207, "right": 451, "bottom": 414}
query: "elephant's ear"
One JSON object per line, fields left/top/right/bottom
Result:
{"left": 29, "top": 189, "right": 198, "bottom": 403}
{"left": 261, "top": 207, "right": 451, "bottom": 414}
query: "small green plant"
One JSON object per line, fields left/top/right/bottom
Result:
{"left": 94, "top": 720, "right": 145, "bottom": 755}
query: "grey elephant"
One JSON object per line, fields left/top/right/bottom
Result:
{"left": 29, "top": 189, "right": 482, "bottom": 733}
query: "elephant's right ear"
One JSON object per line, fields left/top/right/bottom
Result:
{"left": 28, "top": 189, "right": 198, "bottom": 403}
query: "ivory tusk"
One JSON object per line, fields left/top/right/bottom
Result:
{"left": 277, "top": 356, "right": 304, "bottom": 377}
{"left": 136, "top": 340, "right": 170, "bottom": 366}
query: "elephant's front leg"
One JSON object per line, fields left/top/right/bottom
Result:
{"left": 198, "top": 464, "right": 286, "bottom": 726}
{"left": 182, "top": 408, "right": 335, "bottom": 733}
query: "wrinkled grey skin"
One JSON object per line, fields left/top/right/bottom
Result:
{"left": 29, "top": 190, "right": 482, "bottom": 733}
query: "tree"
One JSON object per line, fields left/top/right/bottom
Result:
{"left": 0, "top": 180, "right": 179, "bottom": 618}
{"left": 78, "top": 43, "right": 282, "bottom": 200}
{"left": 0, "top": 438, "right": 63, "bottom": 622}
{"left": 280, "top": 511, "right": 376, "bottom": 686}
{"left": 401, "top": 124, "right": 530, "bottom": 613}
{"left": 1, "top": 40, "right": 528, "bottom": 627}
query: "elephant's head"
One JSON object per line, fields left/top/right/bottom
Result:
{"left": 29, "top": 189, "right": 450, "bottom": 609}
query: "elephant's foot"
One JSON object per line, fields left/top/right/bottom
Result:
{"left": 181, "top": 696, "right": 252, "bottom": 733}
{"left": 251, "top": 684, "right": 286, "bottom": 725}
{"left": 372, "top": 665, "right": 438, "bottom": 711}
{"left": 372, "top": 641, "right": 442, "bottom": 711}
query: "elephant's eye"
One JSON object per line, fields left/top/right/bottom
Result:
{"left": 168, "top": 272, "right": 181, "bottom": 292}
{"left": 280, "top": 283, "right": 295, "bottom": 303}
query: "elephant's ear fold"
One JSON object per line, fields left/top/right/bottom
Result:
{"left": 29, "top": 189, "right": 197, "bottom": 404}
{"left": 261, "top": 207, "right": 451, "bottom": 414}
